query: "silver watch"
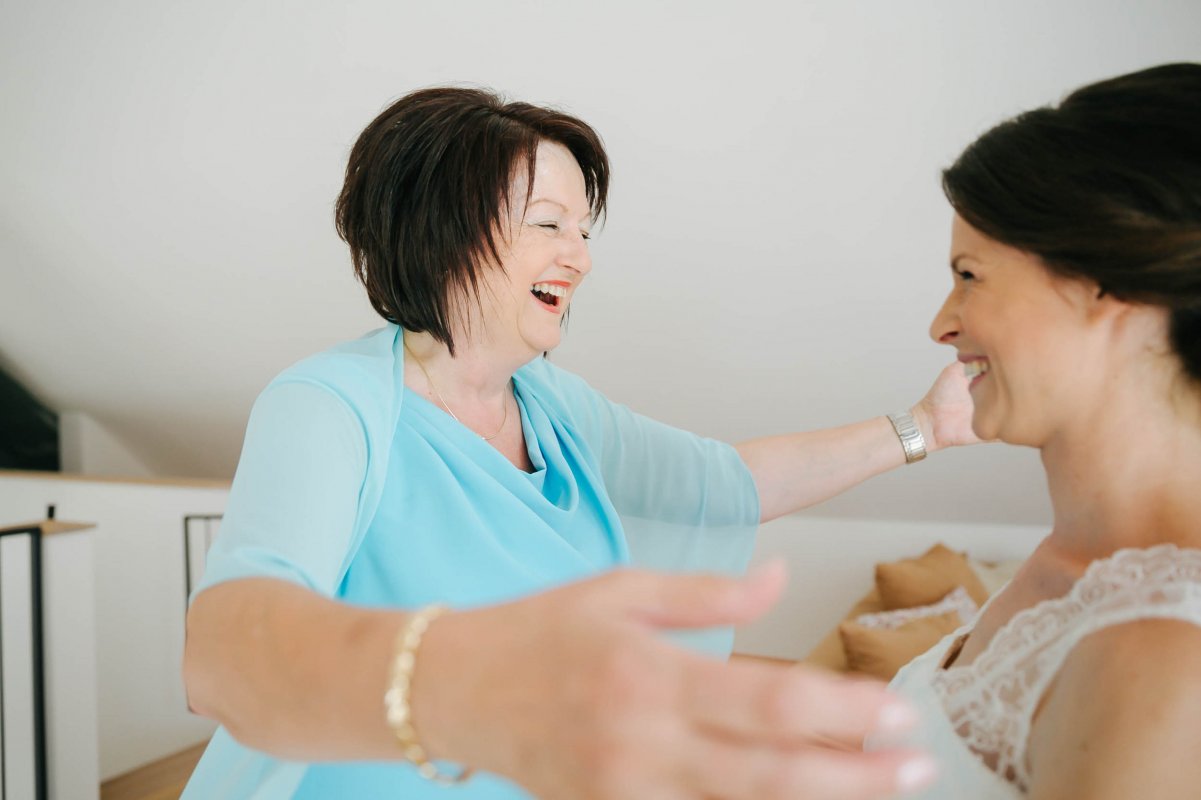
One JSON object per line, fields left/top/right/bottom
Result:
{"left": 887, "top": 411, "right": 928, "bottom": 464}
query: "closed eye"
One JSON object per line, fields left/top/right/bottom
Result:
{"left": 533, "top": 221, "right": 590, "bottom": 241}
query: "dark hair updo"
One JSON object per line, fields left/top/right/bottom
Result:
{"left": 335, "top": 87, "right": 609, "bottom": 355}
{"left": 942, "top": 63, "right": 1201, "bottom": 383}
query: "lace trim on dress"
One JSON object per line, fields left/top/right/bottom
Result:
{"left": 929, "top": 544, "right": 1201, "bottom": 791}
{"left": 856, "top": 586, "right": 979, "bottom": 630}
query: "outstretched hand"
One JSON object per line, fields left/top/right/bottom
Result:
{"left": 912, "top": 361, "right": 984, "bottom": 451}
{"left": 414, "top": 562, "right": 937, "bottom": 800}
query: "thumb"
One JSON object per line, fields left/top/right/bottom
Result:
{"left": 616, "top": 559, "right": 788, "bottom": 631}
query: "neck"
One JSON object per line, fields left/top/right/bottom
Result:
{"left": 1041, "top": 373, "right": 1201, "bottom": 560}
{"left": 401, "top": 330, "right": 529, "bottom": 403}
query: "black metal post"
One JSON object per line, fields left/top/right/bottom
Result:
{"left": 29, "top": 528, "right": 46, "bottom": 800}
{"left": 183, "top": 517, "right": 192, "bottom": 626}
{"left": 0, "top": 525, "right": 47, "bottom": 800}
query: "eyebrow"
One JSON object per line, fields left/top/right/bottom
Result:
{"left": 527, "top": 197, "right": 592, "bottom": 222}
{"left": 950, "top": 254, "right": 977, "bottom": 270}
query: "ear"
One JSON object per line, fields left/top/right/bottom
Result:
{"left": 1082, "top": 282, "right": 1130, "bottom": 324}
{"left": 1099, "top": 294, "right": 1171, "bottom": 352}
{"left": 1050, "top": 276, "right": 1117, "bottom": 324}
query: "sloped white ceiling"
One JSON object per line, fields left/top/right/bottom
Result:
{"left": 3, "top": 1, "right": 1199, "bottom": 524}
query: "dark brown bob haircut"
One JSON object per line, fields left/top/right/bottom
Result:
{"left": 335, "top": 87, "right": 609, "bottom": 355}
{"left": 942, "top": 63, "right": 1201, "bottom": 383}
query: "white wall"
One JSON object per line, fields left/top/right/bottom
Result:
{"left": 3, "top": 1, "right": 1198, "bottom": 527}
{"left": 0, "top": 474, "right": 225, "bottom": 780}
{"left": 44, "top": 529, "right": 101, "bottom": 800}
{"left": 59, "top": 412, "right": 157, "bottom": 478}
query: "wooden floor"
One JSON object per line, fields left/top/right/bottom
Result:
{"left": 100, "top": 742, "right": 208, "bottom": 800}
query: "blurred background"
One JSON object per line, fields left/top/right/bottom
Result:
{"left": 4, "top": 0, "right": 1200, "bottom": 524}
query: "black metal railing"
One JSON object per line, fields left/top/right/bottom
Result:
{"left": 183, "top": 514, "right": 223, "bottom": 619}
{"left": 0, "top": 511, "right": 50, "bottom": 800}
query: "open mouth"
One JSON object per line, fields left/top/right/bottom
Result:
{"left": 531, "top": 282, "right": 567, "bottom": 310}
{"left": 964, "top": 360, "right": 990, "bottom": 384}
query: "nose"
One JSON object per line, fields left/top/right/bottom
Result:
{"left": 929, "top": 290, "right": 960, "bottom": 345}
{"left": 561, "top": 231, "right": 592, "bottom": 276}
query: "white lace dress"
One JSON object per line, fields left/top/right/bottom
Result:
{"left": 880, "top": 545, "right": 1201, "bottom": 798}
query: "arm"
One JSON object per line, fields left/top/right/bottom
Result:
{"left": 186, "top": 565, "right": 935, "bottom": 799}
{"left": 737, "top": 361, "right": 979, "bottom": 522}
{"left": 531, "top": 359, "right": 760, "bottom": 531}
{"left": 185, "top": 578, "right": 408, "bottom": 759}
{"left": 182, "top": 379, "right": 391, "bottom": 756}
{"left": 736, "top": 416, "right": 915, "bottom": 523}
{"left": 1027, "top": 619, "right": 1201, "bottom": 800}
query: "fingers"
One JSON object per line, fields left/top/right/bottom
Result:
{"left": 681, "top": 658, "right": 915, "bottom": 747}
{"left": 607, "top": 560, "right": 788, "bottom": 630}
{"left": 684, "top": 737, "right": 937, "bottom": 800}
{"left": 674, "top": 657, "right": 935, "bottom": 799}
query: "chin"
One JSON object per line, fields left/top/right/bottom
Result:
{"left": 515, "top": 298, "right": 570, "bottom": 353}
{"left": 974, "top": 414, "right": 1042, "bottom": 449}
{"left": 970, "top": 413, "right": 999, "bottom": 443}
{"left": 520, "top": 328, "right": 562, "bottom": 355}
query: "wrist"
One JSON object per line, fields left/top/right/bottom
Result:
{"left": 384, "top": 607, "right": 474, "bottom": 783}
{"left": 908, "top": 404, "right": 940, "bottom": 454}
{"left": 887, "top": 409, "right": 928, "bottom": 464}
{"left": 400, "top": 607, "right": 461, "bottom": 762}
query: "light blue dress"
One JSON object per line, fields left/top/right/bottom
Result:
{"left": 183, "top": 324, "right": 760, "bottom": 799}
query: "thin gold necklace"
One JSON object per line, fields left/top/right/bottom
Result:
{"left": 403, "top": 340, "right": 509, "bottom": 441}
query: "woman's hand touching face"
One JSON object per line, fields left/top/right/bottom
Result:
{"left": 913, "top": 360, "right": 985, "bottom": 451}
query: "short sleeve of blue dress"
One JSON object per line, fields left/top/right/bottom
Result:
{"left": 183, "top": 325, "right": 760, "bottom": 800}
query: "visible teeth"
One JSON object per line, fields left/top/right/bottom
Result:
{"left": 531, "top": 283, "right": 567, "bottom": 298}
{"left": 964, "top": 361, "right": 990, "bottom": 379}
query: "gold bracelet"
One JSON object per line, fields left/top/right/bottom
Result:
{"left": 383, "top": 604, "right": 474, "bottom": 784}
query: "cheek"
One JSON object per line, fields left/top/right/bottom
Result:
{"left": 989, "top": 331, "right": 1078, "bottom": 419}
{"left": 488, "top": 265, "right": 530, "bottom": 306}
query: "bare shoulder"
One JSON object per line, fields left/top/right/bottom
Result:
{"left": 1027, "top": 617, "right": 1201, "bottom": 800}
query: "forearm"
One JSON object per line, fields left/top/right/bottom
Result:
{"left": 183, "top": 578, "right": 405, "bottom": 760}
{"left": 183, "top": 569, "right": 934, "bottom": 799}
{"left": 736, "top": 409, "right": 936, "bottom": 522}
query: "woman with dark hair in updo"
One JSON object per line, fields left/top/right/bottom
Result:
{"left": 179, "top": 87, "right": 976, "bottom": 799}
{"left": 883, "top": 63, "right": 1201, "bottom": 799}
